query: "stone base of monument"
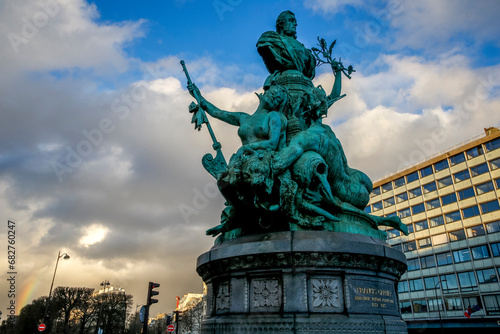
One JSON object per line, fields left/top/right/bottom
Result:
{"left": 197, "top": 231, "right": 408, "bottom": 334}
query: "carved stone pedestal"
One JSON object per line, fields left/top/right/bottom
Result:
{"left": 196, "top": 231, "right": 408, "bottom": 334}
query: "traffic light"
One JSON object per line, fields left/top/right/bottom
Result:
{"left": 143, "top": 282, "right": 160, "bottom": 334}
{"left": 147, "top": 282, "right": 160, "bottom": 306}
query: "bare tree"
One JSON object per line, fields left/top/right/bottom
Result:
{"left": 95, "top": 291, "right": 133, "bottom": 334}
{"left": 178, "top": 298, "right": 204, "bottom": 334}
{"left": 51, "top": 287, "right": 95, "bottom": 334}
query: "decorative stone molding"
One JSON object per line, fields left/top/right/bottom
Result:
{"left": 253, "top": 279, "right": 280, "bottom": 308}
{"left": 311, "top": 278, "right": 340, "bottom": 308}
{"left": 197, "top": 251, "right": 406, "bottom": 281}
{"left": 216, "top": 282, "right": 230, "bottom": 311}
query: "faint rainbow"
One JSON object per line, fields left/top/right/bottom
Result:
{"left": 18, "top": 275, "right": 41, "bottom": 310}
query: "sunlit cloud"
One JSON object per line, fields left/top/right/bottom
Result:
{"left": 79, "top": 224, "right": 110, "bottom": 247}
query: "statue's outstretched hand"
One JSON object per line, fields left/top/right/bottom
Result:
{"left": 187, "top": 83, "right": 200, "bottom": 99}
{"left": 188, "top": 83, "right": 210, "bottom": 110}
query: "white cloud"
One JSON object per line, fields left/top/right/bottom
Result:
{"left": 0, "top": 0, "right": 144, "bottom": 73}
{"left": 79, "top": 223, "right": 109, "bottom": 247}
{"left": 390, "top": 0, "right": 500, "bottom": 51}
{"left": 303, "top": 0, "right": 366, "bottom": 13}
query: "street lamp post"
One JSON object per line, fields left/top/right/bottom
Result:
{"left": 434, "top": 278, "right": 447, "bottom": 332}
{"left": 43, "top": 251, "right": 70, "bottom": 326}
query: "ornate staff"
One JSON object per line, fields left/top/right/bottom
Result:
{"left": 180, "top": 60, "right": 227, "bottom": 178}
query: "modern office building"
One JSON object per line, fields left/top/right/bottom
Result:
{"left": 367, "top": 127, "right": 500, "bottom": 332}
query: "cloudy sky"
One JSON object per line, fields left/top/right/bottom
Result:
{"left": 1, "top": 0, "right": 500, "bottom": 316}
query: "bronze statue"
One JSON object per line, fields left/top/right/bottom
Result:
{"left": 182, "top": 10, "right": 408, "bottom": 244}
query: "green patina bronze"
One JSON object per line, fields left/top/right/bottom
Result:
{"left": 182, "top": 10, "right": 408, "bottom": 244}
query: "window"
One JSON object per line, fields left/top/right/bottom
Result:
{"left": 471, "top": 245, "right": 490, "bottom": 260}
{"left": 382, "top": 182, "right": 393, "bottom": 193}
{"left": 440, "top": 273, "right": 459, "bottom": 293}
{"left": 436, "top": 252, "right": 453, "bottom": 266}
{"left": 458, "top": 271, "right": 477, "bottom": 291}
{"left": 414, "top": 220, "right": 429, "bottom": 231}
{"left": 386, "top": 212, "right": 397, "bottom": 218}
{"left": 445, "top": 210, "right": 461, "bottom": 223}
{"left": 364, "top": 206, "right": 371, "bottom": 213}
{"left": 463, "top": 296, "right": 480, "bottom": 310}
{"left": 441, "top": 193, "right": 457, "bottom": 206}
{"left": 462, "top": 205, "right": 480, "bottom": 218}
{"left": 421, "top": 255, "right": 436, "bottom": 269}
{"left": 484, "top": 295, "right": 500, "bottom": 315}
{"left": 466, "top": 145, "right": 483, "bottom": 159}
{"left": 453, "top": 248, "right": 471, "bottom": 263}
{"left": 445, "top": 298, "right": 462, "bottom": 311}
{"left": 406, "top": 223, "right": 414, "bottom": 234}
{"left": 409, "top": 278, "right": 424, "bottom": 291}
{"left": 404, "top": 241, "right": 417, "bottom": 252}
{"left": 398, "top": 208, "right": 411, "bottom": 218}
{"left": 476, "top": 181, "right": 494, "bottom": 195}
{"left": 418, "top": 237, "right": 432, "bottom": 249}
{"left": 412, "top": 299, "right": 428, "bottom": 313}
{"left": 470, "top": 163, "right": 489, "bottom": 177}
{"left": 489, "top": 157, "right": 500, "bottom": 170}
{"left": 398, "top": 281, "right": 409, "bottom": 293}
{"left": 426, "top": 198, "right": 441, "bottom": 210}
{"left": 432, "top": 233, "right": 448, "bottom": 245}
{"left": 492, "top": 242, "right": 500, "bottom": 257}
{"left": 372, "top": 201, "right": 382, "bottom": 211}
{"left": 429, "top": 216, "right": 444, "bottom": 227}
{"left": 420, "top": 166, "right": 433, "bottom": 177}
{"left": 437, "top": 176, "right": 453, "bottom": 188}
{"left": 458, "top": 187, "right": 475, "bottom": 200}
{"left": 396, "top": 192, "right": 408, "bottom": 203}
{"left": 407, "top": 258, "right": 420, "bottom": 271}
{"left": 424, "top": 276, "right": 439, "bottom": 290}
{"left": 434, "top": 159, "right": 449, "bottom": 172}
{"left": 408, "top": 187, "right": 422, "bottom": 198}
{"left": 394, "top": 177, "right": 405, "bottom": 188}
{"left": 412, "top": 203, "right": 425, "bottom": 215}
{"left": 400, "top": 301, "right": 412, "bottom": 314}
{"left": 450, "top": 152, "right": 465, "bottom": 166}
{"left": 384, "top": 197, "right": 395, "bottom": 208}
{"left": 477, "top": 268, "right": 498, "bottom": 284}
{"left": 406, "top": 171, "right": 419, "bottom": 183}
{"left": 467, "top": 225, "right": 485, "bottom": 238}
{"left": 480, "top": 200, "right": 500, "bottom": 214}
{"left": 454, "top": 169, "right": 470, "bottom": 182}
{"left": 484, "top": 137, "right": 500, "bottom": 152}
{"left": 486, "top": 220, "right": 500, "bottom": 234}
{"left": 423, "top": 182, "right": 437, "bottom": 193}
{"left": 428, "top": 299, "right": 444, "bottom": 312}
{"left": 449, "top": 229, "right": 466, "bottom": 242}
{"left": 387, "top": 229, "right": 400, "bottom": 239}
{"left": 371, "top": 187, "right": 381, "bottom": 196}
{"left": 496, "top": 178, "right": 500, "bottom": 189}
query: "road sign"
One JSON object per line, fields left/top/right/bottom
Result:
{"left": 38, "top": 323, "right": 46, "bottom": 331}
{"left": 140, "top": 305, "right": 146, "bottom": 323}
{"left": 167, "top": 324, "right": 175, "bottom": 332}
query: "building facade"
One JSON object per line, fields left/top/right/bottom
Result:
{"left": 367, "top": 128, "right": 500, "bottom": 331}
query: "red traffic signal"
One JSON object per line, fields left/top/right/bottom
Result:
{"left": 147, "top": 282, "right": 160, "bottom": 306}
